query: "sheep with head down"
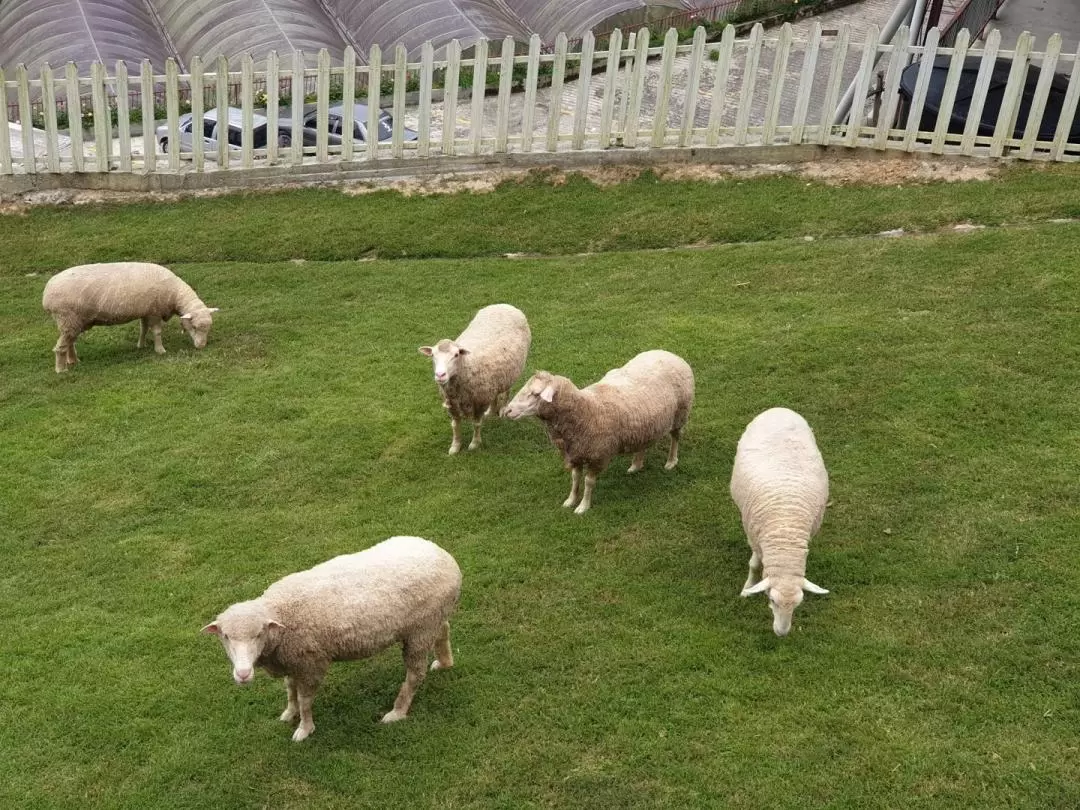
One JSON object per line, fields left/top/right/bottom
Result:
{"left": 730, "top": 407, "right": 830, "bottom": 637}
{"left": 419, "top": 304, "right": 531, "bottom": 455}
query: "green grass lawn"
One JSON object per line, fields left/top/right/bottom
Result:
{"left": 1, "top": 168, "right": 1078, "bottom": 809}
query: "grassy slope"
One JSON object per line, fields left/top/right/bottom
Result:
{"left": 1, "top": 171, "right": 1078, "bottom": 809}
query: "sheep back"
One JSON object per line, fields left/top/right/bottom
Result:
{"left": 730, "top": 407, "right": 828, "bottom": 573}
{"left": 445, "top": 304, "right": 531, "bottom": 415}
{"left": 258, "top": 536, "right": 462, "bottom": 673}
{"left": 42, "top": 262, "right": 203, "bottom": 328}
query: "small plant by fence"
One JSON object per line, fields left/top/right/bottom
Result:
{"left": 1, "top": 22, "right": 1078, "bottom": 179}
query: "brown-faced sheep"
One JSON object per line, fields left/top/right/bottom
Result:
{"left": 419, "top": 304, "right": 531, "bottom": 454}
{"left": 501, "top": 350, "right": 694, "bottom": 514}
{"left": 730, "top": 407, "right": 830, "bottom": 637}
{"left": 202, "top": 536, "right": 462, "bottom": 742}
{"left": 41, "top": 262, "right": 218, "bottom": 372}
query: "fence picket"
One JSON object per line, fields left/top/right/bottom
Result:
{"left": 873, "top": 28, "right": 908, "bottom": 150}
{"left": 91, "top": 61, "right": 110, "bottom": 171}
{"left": 960, "top": 29, "right": 1000, "bottom": 155}
{"left": 243, "top": 53, "right": 257, "bottom": 168}
{"left": 990, "top": 32, "right": 1033, "bottom": 157}
{"left": 1049, "top": 43, "right": 1080, "bottom": 161}
{"left": 42, "top": 64, "right": 61, "bottom": 172}
{"left": 652, "top": 28, "right": 679, "bottom": 148}
{"left": 521, "top": 35, "right": 541, "bottom": 153}
{"left": 16, "top": 65, "right": 36, "bottom": 173}
{"left": 471, "top": 38, "right": 489, "bottom": 156}
{"left": 762, "top": 24, "right": 793, "bottom": 147}
{"left": 598, "top": 29, "right": 622, "bottom": 148}
{"left": 138, "top": 60, "right": 152, "bottom": 173}
{"left": 790, "top": 22, "right": 822, "bottom": 145}
{"left": 495, "top": 38, "right": 514, "bottom": 154}
{"left": 188, "top": 56, "right": 205, "bottom": 171}
{"left": 342, "top": 47, "right": 356, "bottom": 162}
{"left": 217, "top": 56, "right": 231, "bottom": 167}
{"left": 315, "top": 49, "right": 330, "bottom": 164}
{"left": 734, "top": 24, "right": 764, "bottom": 146}
{"left": 572, "top": 31, "right": 596, "bottom": 150}
{"left": 392, "top": 44, "right": 408, "bottom": 158}
{"left": 930, "top": 28, "right": 969, "bottom": 154}
{"left": 443, "top": 40, "right": 462, "bottom": 156}
{"left": 845, "top": 24, "right": 880, "bottom": 147}
{"left": 901, "top": 27, "right": 939, "bottom": 151}
{"left": 290, "top": 51, "right": 304, "bottom": 164}
{"left": 707, "top": 25, "right": 736, "bottom": 147}
{"left": 115, "top": 62, "right": 131, "bottom": 172}
{"left": 1019, "top": 34, "right": 1059, "bottom": 159}
{"left": 419, "top": 42, "right": 435, "bottom": 157}
{"left": 679, "top": 27, "right": 706, "bottom": 148}
{"left": 366, "top": 45, "right": 381, "bottom": 160}
{"left": 0, "top": 67, "right": 12, "bottom": 175}
{"left": 166, "top": 59, "right": 181, "bottom": 172}
{"left": 266, "top": 52, "right": 280, "bottom": 165}
{"left": 819, "top": 24, "right": 851, "bottom": 146}
{"left": 546, "top": 33, "right": 569, "bottom": 152}
{"left": 624, "top": 29, "right": 650, "bottom": 148}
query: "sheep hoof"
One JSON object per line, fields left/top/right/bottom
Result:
{"left": 448, "top": 443, "right": 461, "bottom": 455}
{"left": 154, "top": 347, "right": 167, "bottom": 355}
{"left": 627, "top": 464, "right": 643, "bottom": 474}
{"left": 430, "top": 659, "right": 451, "bottom": 671}
{"left": 664, "top": 460, "right": 678, "bottom": 470}
{"left": 380, "top": 709, "right": 407, "bottom": 724}
{"left": 561, "top": 497, "right": 577, "bottom": 508}
{"left": 291, "top": 724, "right": 314, "bottom": 742}
{"left": 573, "top": 503, "right": 590, "bottom": 515}
{"left": 279, "top": 707, "right": 298, "bottom": 723}
{"left": 467, "top": 439, "right": 481, "bottom": 451}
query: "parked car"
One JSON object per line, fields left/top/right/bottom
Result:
{"left": 897, "top": 55, "right": 1080, "bottom": 143}
{"left": 155, "top": 107, "right": 314, "bottom": 155}
{"left": 301, "top": 103, "right": 418, "bottom": 144}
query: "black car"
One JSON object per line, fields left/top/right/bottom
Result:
{"left": 897, "top": 55, "right": 1080, "bottom": 143}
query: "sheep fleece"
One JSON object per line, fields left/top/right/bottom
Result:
{"left": 729, "top": 407, "right": 829, "bottom": 575}
{"left": 442, "top": 304, "right": 531, "bottom": 418}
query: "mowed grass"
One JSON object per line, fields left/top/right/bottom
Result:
{"left": 1, "top": 171, "right": 1079, "bottom": 809}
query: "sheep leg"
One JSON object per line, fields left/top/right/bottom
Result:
{"left": 573, "top": 470, "right": 599, "bottom": 515}
{"left": 430, "top": 621, "right": 454, "bottom": 671}
{"left": 65, "top": 340, "right": 79, "bottom": 367}
{"left": 448, "top": 416, "right": 462, "bottom": 455}
{"left": 382, "top": 641, "right": 428, "bottom": 723}
{"left": 665, "top": 428, "right": 681, "bottom": 470}
{"left": 627, "top": 451, "right": 646, "bottom": 473}
{"left": 279, "top": 677, "right": 299, "bottom": 723}
{"left": 468, "top": 412, "right": 485, "bottom": 451}
{"left": 291, "top": 678, "right": 322, "bottom": 742}
{"left": 53, "top": 332, "right": 77, "bottom": 373}
{"left": 137, "top": 317, "right": 149, "bottom": 348}
{"left": 742, "top": 550, "right": 762, "bottom": 593}
{"left": 147, "top": 316, "right": 166, "bottom": 354}
{"left": 562, "top": 466, "right": 581, "bottom": 508}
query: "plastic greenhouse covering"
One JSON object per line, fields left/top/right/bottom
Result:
{"left": 0, "top": 0, "right": 696, "bottom": 73}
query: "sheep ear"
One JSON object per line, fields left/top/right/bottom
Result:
{"left": 206, "top": 307, "right": 220, "bottom": 314}
{"left": 740, "top": 578, "right": 771, "bottom": 597}
{"left": 457, "top": 347, "right": 469, "bottom": 356}
{"left": 418, "top": 346, "right": 434, "bottom": 356}
{"left": 201, "top": 622, "right": 221, "bottom": 635}
{"left": 180, "top": 314, "right": 193, "bottom": 321}
{"left": 539, "top": 384, "right": 556, "bottom": 403}
{"left": 802, "top": 578, "right": 829, "bottom": 595}
{"left": 268, "top": 620, "right": 286, "bottom": 631}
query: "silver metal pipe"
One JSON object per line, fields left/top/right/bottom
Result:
{"left": 832, "top": 0, "right": 917, "bottom": 125}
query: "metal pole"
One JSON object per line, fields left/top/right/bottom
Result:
{"left": 832, "top": 0, "right": 917, "bottom": 125}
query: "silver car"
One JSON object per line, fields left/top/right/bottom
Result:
{"left": 155, "top": 108, "right": 308, "bottom": 154}
{"left": 301, "top": 103, "right": 418, "bottom": 144}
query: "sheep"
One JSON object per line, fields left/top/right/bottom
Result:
{"left": 501, "top": 350, "right": 694, "bottom": 514}
{"left": 201, "top": 536, "right": 462, "bottom": 742}
{"left": 730, "top": 407, "right": 830, "bottom": 637}
{"left": 419, "top": 304, "right": 531, "bottom": 455}
{"left": 41, "top": 261, "right": 218, "bottom": 373}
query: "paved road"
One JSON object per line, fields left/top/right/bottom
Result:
{"left": 982, "top": 0, "right": 1080, "bottom": 52}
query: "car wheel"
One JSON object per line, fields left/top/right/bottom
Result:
{"left": 159, "top": 138, "right": 168, "bottom": 153}
{"left": 278, "top": 133, "right": 292, "bottom": 147}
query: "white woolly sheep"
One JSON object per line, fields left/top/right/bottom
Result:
{"left": 42, "top": 262, "right": 218, "bottom": 373}
{"left": 730, "top": 407, "right": 830, "bottom": 637}
{"left": 501, "top": 349, "right": 694, "bottom": 514}
{"left": 202, "top": 536, "right": 462, "bottom": 742}
{"left": 419, "top": 304, "right": 531, "bottom": 455}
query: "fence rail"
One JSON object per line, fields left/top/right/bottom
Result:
{"left": 2, "top": 23, "right": 1078, "bottom": 178}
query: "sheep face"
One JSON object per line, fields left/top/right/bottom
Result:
{"left": 202, "top": 602, "right": 284, "bottom": 684}
{"left": 180, "top": 307, "right": 219, "bottom": 349}
{"left": 419, "top": 339, "right": 469, "bottom": 385}
{"left": 742, "top": 576, "right": 829, "bottom": 637}
{"left": 501, "top": 372, "right": 556, "bottom": 419}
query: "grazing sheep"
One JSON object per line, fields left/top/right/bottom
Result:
{"left": 419, "top": 304, "right": 531, "bottom": 455}
{"left": 501, "top": 350, "right": 694, "bottom": 514}
{"left": 41, "top": 262, "right": 218, "bottom": 373}
{"left": 202, "top": 536, "right": 462, "bottom": 742}
{"left": 730, "top": 407, "right": 830, "bottom": 637}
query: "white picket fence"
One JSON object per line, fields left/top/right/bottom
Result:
{"left": 2, "top": 23, "right": 1079, "bottom": 177}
